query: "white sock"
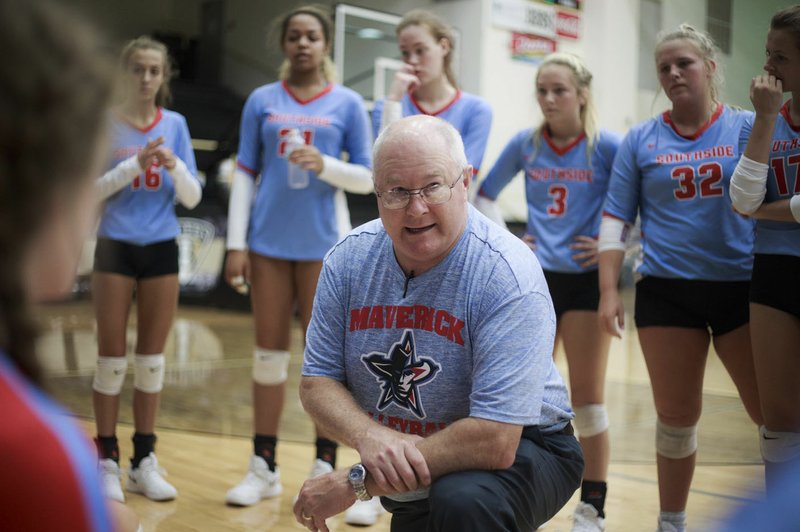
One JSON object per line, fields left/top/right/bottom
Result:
{"left": 659, "top": 511, "right": 686, "bottom": 529}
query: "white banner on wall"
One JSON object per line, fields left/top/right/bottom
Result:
{"left": 492, "top": 0, "right": 556, "bottom": 38}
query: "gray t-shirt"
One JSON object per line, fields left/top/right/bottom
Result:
{"left": 304, "top": 206, "right": 573, "bottom": 497}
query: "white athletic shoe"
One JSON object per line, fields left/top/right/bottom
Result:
{"left": 226, "top": 455, "right": 282, "bottom": 506}
{"left": 345, "top": 497, "right": 385, "bottom": 526}
{"left": 308, "top": 458, "right": 334, "bottom": 478}
{"left": 571, "top": 501, "right": 605, "bottom": 531}
{"left": 99, "top": 459, "right": 125, "bottom": 503}
{"left": 656, "top": 520, "right": 683, "bottom": 532}
{"left": 126, "top": 453, "right": 177, "bottom": 501}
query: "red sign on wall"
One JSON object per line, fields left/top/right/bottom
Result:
{"left": 555, "top": 9, "right": 580, "bottom": 40}
{"left": 511, "top": 32, "right": 557, "bottom": 64}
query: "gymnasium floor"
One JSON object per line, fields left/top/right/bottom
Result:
{"left": 36, "top": 288, "right": 763, "bottom": 531}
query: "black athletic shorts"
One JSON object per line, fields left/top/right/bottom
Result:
{"left": 93, "top": 237, "right": 179, "bottom": 279}
{"left": 634, "top": 276, "right": 750, "bottom": 336}
{"left": 543, "top": 270, "right": 600, "bottom": 321}
{"left": 750, "top": 253, "right": 800, "bottom": 318}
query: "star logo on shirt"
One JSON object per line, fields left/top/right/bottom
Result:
{"left": 361, "top": 330, "right": 440, "bottom": 418}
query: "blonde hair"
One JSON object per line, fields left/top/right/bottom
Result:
{"left": 532, "top": 52, "right": 599, "bottom": 162}
{"left": 655, "top": 23, "right": 723, "bottom": 104}
{"left": 119, "top": 36, "right": 173, "bottom": 107}
{"left": 397, "top": 10, "right": 459, "bottom": 89}
{"left": 274, "top": 4, "right": 336, "bottom": 82}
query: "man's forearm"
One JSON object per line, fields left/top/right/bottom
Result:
{"left": 416, "top": 417, "right": 522, "bottom": 480}
{"left": 299, "top": 376, "right": 376, "bottom": 448}
{"left": 301, "top": 377, "right": 524, "bottom": 494}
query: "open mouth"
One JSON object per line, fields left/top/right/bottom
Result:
{"left": 405, "top": 224, "right": 435, "bottom": 235}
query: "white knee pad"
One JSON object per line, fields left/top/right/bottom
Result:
{"left": 656, "top": 420, "right": 698, "bottom": 459}
{"left": 573, "top": 404, "right": 609, "bottom": 438}
{"left": 93, "top": 356, "right": 128, "bottom": 395}
{"left": 134, "top": 354, "right": 165, "bottom": 393}
{"left": 253, "top": 348, "right": 290, "bottom": 385}
{"left": 760, "top": 426, "right": 800, "bottom": 463}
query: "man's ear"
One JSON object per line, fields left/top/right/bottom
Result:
{"left": 463, "top": 166, "right": 473, "bottom": 189}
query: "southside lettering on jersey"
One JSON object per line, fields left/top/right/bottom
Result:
{"left": 349, "top": 305, "right": 465, "bottom": 345}
{"left": 654, "top": 145, "right": 734, "bottom": 163}
{"left": 604, "top": 104, "right": 755, "bottom": 281}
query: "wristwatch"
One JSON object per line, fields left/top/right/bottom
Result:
{"left": 348, "top": 463, "right": 371, "bottom": 501}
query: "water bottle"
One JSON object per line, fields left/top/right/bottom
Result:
{"left": 285, "top": 128, "right": 309, "bottom": 189}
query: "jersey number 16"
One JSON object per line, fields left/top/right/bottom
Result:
{"left": 132, "top": 162, "right": 162, "bottom": 191}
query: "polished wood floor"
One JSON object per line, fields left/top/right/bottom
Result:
{"left": 35, "top": 291, "right": 765, "bottom": 531}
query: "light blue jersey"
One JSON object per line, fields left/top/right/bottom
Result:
{"left": 305, "top": 206, "right": 572, "bottom": 440}
{"left": 237, "top": 81, "right": 373, "bottom": 261}
{"left": 739, "top": 101, "right": 800, "bottom": 256}
{"left": 98, "top": 108, "right": 198, "bottom": 246}
{"left": 372, "top": 91, "right": 493, "bottom": 173}
{"left": 604, "top": 105, "right": 755, "bottom": 280}
{"left": 479, "top": 128, "right": 621, "bottom": 272}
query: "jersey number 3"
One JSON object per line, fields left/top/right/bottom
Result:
{"left": 547, "top": 185, "right": 568, "bottom": 216}
{"left": 132, "top": 162, "right": 162, "bottom": 191}
{"left": 670, "top": 162, "right": 723, "bottom": 200}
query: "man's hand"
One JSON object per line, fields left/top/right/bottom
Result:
{"left": 357, "top": 425, "right": 430, "bottom": 494}
{"left": 294, "top": 469, "right": 355, "bottom": 532}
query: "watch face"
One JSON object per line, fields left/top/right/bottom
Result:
{"left": 349, "top": 464, "right": 365, "bottom": 481}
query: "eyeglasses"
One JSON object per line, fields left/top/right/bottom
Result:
{"left": 375, "top": 170, "right": 465, "bottom": 210}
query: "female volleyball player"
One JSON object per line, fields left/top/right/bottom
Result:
{"left": 223, "top": 6, "right": 374, "bottom": 523}
{"left": 476, "top": 52, "right": 619, "bottom": 532}
{"left": 92, "top": 36, "right": 202, "bottom": 503}
{"left": 729, "top": 4, "right": 800, "bottom": 494}
{"left": 598, "top": 25, "right": 763, "bottom": 532}
{"left": 373, "top": 9, "right": 493, "bottom": 175}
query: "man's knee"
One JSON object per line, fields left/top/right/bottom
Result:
{"left": 428, "top": 472, "right": 509, "bottom": 519}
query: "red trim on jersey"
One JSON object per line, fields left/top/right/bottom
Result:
{"left": 543, "top": 128, "right": 587, "bottom": 156}
{"left": 117, "top": 107, "right": 163, "bottom": 133}
{"left": 471, "top": 167, "right": 479, "bottom": 176}
{"left": 662, "top": 103, "right": 723, "bottom": 141}
{"left": 601, "top": 212, "right": 629, "bottom": 222}
{"left": 0, "top": 372, "right": 94, "bottom": 529}
{"left": 410, "top": 90, "right": 462, "bottom": 116}
{"left": 236, "top": 161, "right": 257, "bottom": 177}
{"left": 780, "top": 100, "right": 800, "bottom": 132}
{"left": 282, "top": 80, "right": 334, "bottom": 105}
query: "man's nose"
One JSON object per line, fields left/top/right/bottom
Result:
{"left": 405, "top": 193, "right": 429, "bottom": 215}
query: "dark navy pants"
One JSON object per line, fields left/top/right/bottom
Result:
{"left": 381, "top": 425, "right": 584, "bottom": 532}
